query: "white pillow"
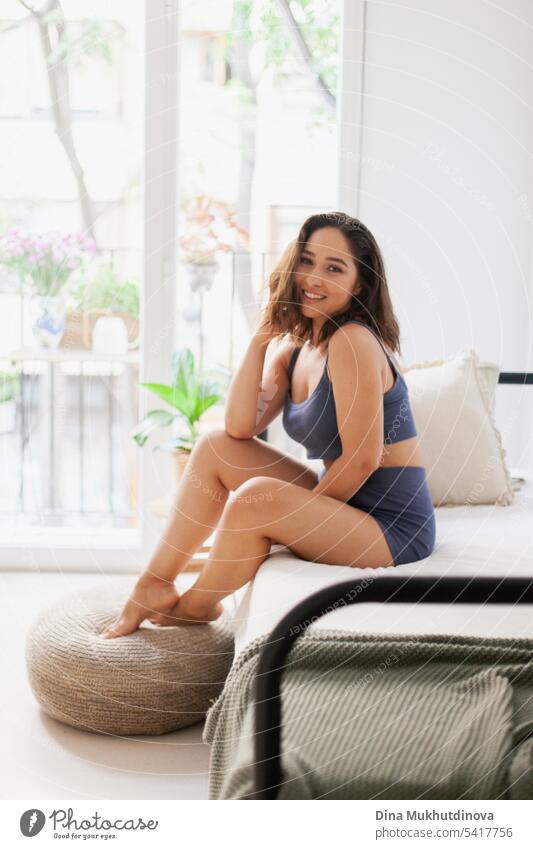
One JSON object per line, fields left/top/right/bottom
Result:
{"left": 403, "top": 350, "right": 513, "bottom": 506}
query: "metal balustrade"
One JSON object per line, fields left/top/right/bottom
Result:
{"left": 0, "top": 250, "right": 279, "bottom": 526}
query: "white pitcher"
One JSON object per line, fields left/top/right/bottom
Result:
{"left": 91, "top": 315, "right": 130, "bottom": 355}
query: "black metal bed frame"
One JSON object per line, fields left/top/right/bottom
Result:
{"left": 252, "top": 371, "right": 533, "bottom": 800}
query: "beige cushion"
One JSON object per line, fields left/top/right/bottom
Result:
{"left": 25, "top": 579, "right": 234, "bottom": 736}
{"left": 403, "top": 349, "right": 513, "bottom": 507}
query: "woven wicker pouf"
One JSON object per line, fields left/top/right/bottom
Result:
{"left": 25, "top": 579, "right": 235, "bottom": 736}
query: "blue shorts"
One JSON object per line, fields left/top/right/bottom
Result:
{"left": 319, "top": 465, "right": 436, "bottom": 566}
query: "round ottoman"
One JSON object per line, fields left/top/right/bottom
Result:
{"left": 25, "top": 579, "right": 235, "bottom": 736}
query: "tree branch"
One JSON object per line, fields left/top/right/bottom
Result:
{"left": 17, "top": 0, "right": 39, "bottom": 14}
{"left": 31, "top": 0, "right": 98, "bottom": 240}
{"left": 16, "top": 0, "right": 52, "bottom": 18}
{"left": 274, "top": 0, "right": 336, "bottom": 113}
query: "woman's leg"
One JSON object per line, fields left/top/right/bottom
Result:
{"left": 144, "top": 428, "right": 318, "bottom": 582}
{"left": 151, "top": 475, "right": 395, "bottom": 624}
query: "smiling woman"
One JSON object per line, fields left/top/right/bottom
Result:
{"left": 102, "top": 211, "right": 435, "bottom": 639}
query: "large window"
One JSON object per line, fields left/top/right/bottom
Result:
{"left": 0, "top": 0, "right": 344, "bottom": 567}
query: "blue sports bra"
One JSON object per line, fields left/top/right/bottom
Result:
{"left": 282, "top": 319, "right": 418, "bottom": 460}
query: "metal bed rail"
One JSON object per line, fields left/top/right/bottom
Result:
{"left": 252, "top": 370, "right": 533, "bottom": 799}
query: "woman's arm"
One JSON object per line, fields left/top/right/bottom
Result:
{"left": 313, "top": 324, "right": 385, "bottom": 501}
{"left": 224, "top": 324, "right": 293, "bottom": 439}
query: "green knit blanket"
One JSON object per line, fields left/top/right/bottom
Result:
{"left": 203, "top": 630, "right": 533, "bottom": 799}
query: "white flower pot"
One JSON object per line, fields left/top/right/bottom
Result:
{"left": 183, "top": 261, "right": 219, "bottom": 293}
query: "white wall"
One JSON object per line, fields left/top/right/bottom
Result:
{"left": 349, "top": 0, "right": 533, "bottom": 467}
{"left": 354, "top": 0, "right": 533, "bottom": 368}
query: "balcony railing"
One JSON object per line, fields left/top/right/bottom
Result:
{"left": 0, "top": 249, "right": 280, "bottom": 528}
{"left": 1, "top": 346, "right": 139, "bottom": 527}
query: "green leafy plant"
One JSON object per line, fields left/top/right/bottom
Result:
{"left": 132, "top": 347, "right": 226, "bottom": 453}
{"left": 0, "top": 371, "right": 20, "bottom": 404}
{"left": 71, "top": 265, "right": 139, "bottom": 317}
{"left": 44, "top": 12, "right": 125, "bottom": 68}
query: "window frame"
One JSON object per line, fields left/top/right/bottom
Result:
{"left": 337, "top": 0, "right": 366, "bottom": 216}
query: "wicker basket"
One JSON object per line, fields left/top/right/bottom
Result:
{"left": 60, "top": 309, "right": 139, "bottom": 350}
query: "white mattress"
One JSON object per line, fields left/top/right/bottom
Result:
{"left": 232, "top": 469, "right": 533, "bottom": 653}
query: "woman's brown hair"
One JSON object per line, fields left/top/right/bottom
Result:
{"left": 263, "top": 211, "right": 401, "bottom": 356}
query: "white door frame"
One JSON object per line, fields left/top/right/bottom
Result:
{"left": 337, "top": 0, "right": 367, "bottom": 216}
{"left": 140, "top": 0, "right": 180, "bottom": 565}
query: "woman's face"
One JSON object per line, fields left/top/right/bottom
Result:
{"left": 294, "top": 226, "right": 360, "bottom": 320}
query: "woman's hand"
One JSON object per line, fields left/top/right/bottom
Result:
{"left": 100, "top": 574, "right": 181, "bottom": 639}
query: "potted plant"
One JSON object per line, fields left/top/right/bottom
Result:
{"left": 179, "top": 195, "right": 249, "bottom": 301}
{"left": 132, "top": 347, "right": 227, "bottom": 485}
{"left": 0, "top": 229, "right": 96, "bottom": 348}
{"left": 0, "top": 371, "right": 19, "bottom": 434}
{"left": 65, "top": 264, "right": 140, "bottom": 351}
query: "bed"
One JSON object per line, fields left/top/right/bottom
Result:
{"left": 204, "top": 371, "right": 533, "bottom": 800}
{"left": 233, "top": 470, "right": 533, "bottom": 653}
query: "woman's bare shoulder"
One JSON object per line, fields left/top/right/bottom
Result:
{"left": 328, "top": 321, "right": 381, "bottom": 356}
{"left": 329, "top": 321, "right": 401, "bottom": 368}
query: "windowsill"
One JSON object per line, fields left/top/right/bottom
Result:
{"left": 0, "top": 526, "right": 141, "bottom": 549}
{"left": 0, "top": 525, "right": 215, "bottom": 572}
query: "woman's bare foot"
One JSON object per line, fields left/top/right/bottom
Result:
{"left": 149, "top": 591, "right": 224, "bottom": 627}
{"left": 100, "top": 574, "right": 181, "bottom": 638}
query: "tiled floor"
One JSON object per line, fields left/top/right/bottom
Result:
{"left": 0, "top": 570, "right": 229, "bottom": 800}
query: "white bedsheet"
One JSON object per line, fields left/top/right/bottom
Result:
{"left": 232, "top": 469, "right": 533, "bottom": 653}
